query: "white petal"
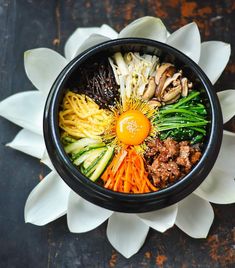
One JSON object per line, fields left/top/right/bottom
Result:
{"left": 25, "top": 171, "right": 70, "bottom": 225}
{"left": 194, "top": 169, "right": 235, "bottom": 204}
{"left": 99, "top": 24, "right": 118, "bottom": 39}
{"left": 65, "top": 27, "right": 100, "bottom": 60}
{"left": 175, "top": 193, "right": 214, "bottom": 238}
{"left": 167, "top": 22, "right": 201, "bottom": 63}
{"left": 137, "top": 204, "right": 178, "bottom": 232}
{"left": 40, "top": 150, "right": 54, "bottom": 170}
{"left": 75, "top": 34, "right": 110, "bottom": 57}
{"left": 64, "top": 24, "right": 117, "bottom": 60}
{"left": 198, "top": 42, "right": 231, "bottom": 84}
{"left": 223, "top": 129, "right": 235, "bottom": 137}
{"left": 211, "top": 130, "right": 235, "bottom": 175}
{"left": 118, "top": 16, "right": 167, "bottom": 42}
{"left": 107, "top": 213, "right": 149, "bottom": 258}
{"left": 7, "top": 129, "right": 45, "bottom": 159}
{"left": 0, "top": 91, "right": 46, "bottom": 135}
{"left": 217, "top": 90, "right": 235, "bottom": 123}
{"left": 24, "top": 48, "right": 67, "bottom": 95}
{"left": 67, "top": 191, "right": 113, "bottom": 233}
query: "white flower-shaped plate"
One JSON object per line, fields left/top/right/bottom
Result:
{"left": 0, "top": 17, "right": 235, "bottom": 258}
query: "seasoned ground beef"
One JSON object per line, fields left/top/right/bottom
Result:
{"left": 145, "top": 138, "right": 202, "bottom": 188}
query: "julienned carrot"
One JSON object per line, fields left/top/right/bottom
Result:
{"left": 101, "top": 147, "right": 158, "bottom": 193}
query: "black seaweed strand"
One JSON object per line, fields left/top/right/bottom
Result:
{"left": 78, "top": 60, "right": 120, "bottom": 109}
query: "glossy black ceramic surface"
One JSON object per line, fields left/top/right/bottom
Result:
{"left": 43, "top": 38, "right": 223, "bottom": 213}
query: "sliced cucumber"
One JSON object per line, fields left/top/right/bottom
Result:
{"left": 80, "top": 165, "right": 86, "bottom": 175}
{"left": 89, "top": 147, "right": 114, "bottom": 182}
{"left": 83, "top": 148, "right": 106, "bottom": 169}
{"left": 73, "top": 147, "right": 106, "bottom": 166}
{"left": 85, "top": 165, "right": 98, "bottom": 177}
{"left": 84, "top": 151, "right": 107, "bottom": 177}
{"left": 65, "top": 138, "right": 102, "bottom": 154}
{"left": 61, "top": 136, "right": 77, "bottom": 145}
{"left": 71, "top": 142, "right": 106, "bottom": 160}
{"left": 71, "top": 148, "right": 87, "bottom": 160}
{"left": 73, "top": 142, "right": 106, "bottom": 154}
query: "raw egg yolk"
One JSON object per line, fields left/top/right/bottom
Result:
{"left": 116, "top": 110, "right": 150, "bottom": 145}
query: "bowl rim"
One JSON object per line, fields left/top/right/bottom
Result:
{"left": 43, "top": 38, "right": 223, "bottom": 212}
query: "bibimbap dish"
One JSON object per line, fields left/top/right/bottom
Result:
{"left": 44, "top": 39, "right": 222, "bottom": 212}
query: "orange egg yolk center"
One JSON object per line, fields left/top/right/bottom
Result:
{"left": 116, "top": 110, "right": 151, "bottom": 145}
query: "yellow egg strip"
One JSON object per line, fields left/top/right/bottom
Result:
{"left": 59, "top": 91, "right": 112, "bottom": 139}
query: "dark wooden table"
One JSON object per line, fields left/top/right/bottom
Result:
{"left": 0, "top": 1, "right": 235, "bottom": 267}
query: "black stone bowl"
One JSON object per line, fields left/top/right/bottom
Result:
{"left": 43, "top": 38, "right": 223, "bottom": 213}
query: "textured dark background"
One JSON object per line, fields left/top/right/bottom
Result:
{"left": 0, "top": 0, "right": 235, "bottom": 267}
